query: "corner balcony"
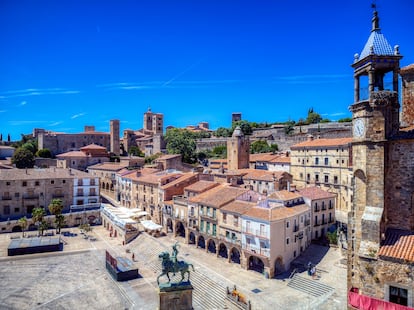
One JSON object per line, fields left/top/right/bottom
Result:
{"left": 244, "top": 245, "right": 270, "bottom": 258}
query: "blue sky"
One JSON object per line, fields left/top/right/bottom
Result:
{"left": 1, "top": 0, "right": 413, "bottom": 140}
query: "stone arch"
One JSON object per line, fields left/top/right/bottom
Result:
{"left": 101, "top": 182, "right": 105, "bottom": 189}
{"left": 230, "top": 247, "right": 241, "bottom": 264}
{"left": 248, "top": 255, "right": 264, "bottom": 274}
{"left": 12, "top": 225, "right": 22, "bottom": 232}
{"left": 198, "top": 235, "right": 205, "bottom": 249}
{"left": 274, "top": 256, "right": 285, "bottom": 276}
{"left": 189, "top": 232, "right": 196, "bottom": 245}
{"left": 207, "top": 239, "right": 216, "bottom": 253}
{"left": 105, "top": 183, "right": 110, "bottom": 191}
{"left": 354, "top": 169, "right": 366, "bottom": 182}
{"left": 175, "top": 221, "right": 185, "bottom": 238}
{"left": 218, "top": 243, "right": 228, "bottom": 258}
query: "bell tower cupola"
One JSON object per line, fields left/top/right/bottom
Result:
{"left": 350, "top": 7, "right": 403, "bottom": 140}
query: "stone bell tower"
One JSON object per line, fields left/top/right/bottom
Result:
{"left": 347, "top": 6, "right": 406, "bottom": 301}
{"left": 227, "top": 126, "right": 250, "bottom": 171}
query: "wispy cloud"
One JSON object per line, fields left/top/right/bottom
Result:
{"left": 20, "top": 100, "right": 27, "bottom": 106}
{"left": 8, "top": 120, "right": 51, "bottom": 126}
{"left": 0, "top": 110, "right": 6, "bottom": 113}
{"left": 49, "top": 121, "right": 63, "bottom": 126}
{"left": 97, "top": 79, "right": 241, "bottom": 91}
{"left": 0, "top": 88, "right": 81, "bottom": 99}
{"left": 327, "top": 112, "right": 347, "bottom": 117}
{"left": 71, "top": 113, "right": 86, "bottom": 119}
{"left": 273, "top": 74, "right": 351, "bottom": 85}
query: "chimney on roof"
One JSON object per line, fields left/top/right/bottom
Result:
{"left": 290, "top": 184, "right": 297, "bottom": 192}
{"left": 307, "top": 135, "right": 314, "bottom": 141}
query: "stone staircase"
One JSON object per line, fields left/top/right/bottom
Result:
{"left": 287, "top": 274, "right": 334, "bottom": 298}
{"left": 130, "top": 234, "right": 241, "bottom": 310}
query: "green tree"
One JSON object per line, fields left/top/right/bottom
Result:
{"left": 32, "top": 207, "right": 46, "bottom": 236}
{"left": 128, "top": 146, "right": 144, "bottom": 157}
{"left": 250, "top": 140, "right": 271, "bottom": 154}
{"left": 306, "top": 108, "right": 322, "bottom": 124}
{"left": 165, "top": 128, "right": 197, "bottom": 163}
{"left": 270, "top": 144, "right": 279, "bottom": 153}
{"left": 11, "top": 147, "right": 35, "bottom": 168}
{"left": 18, "top": 216, "right": 28, "bottom": 237}
{"left": 22, "top": 141, "right": 37, "bottom": 154}
{"left": 231, "top": 120, "right": 252, "bottom": 136}
{"left": 284, "top": 121, "right": 295, "bottom": 135}
{"left": 326, "top": 229, "right": 338, "bottom": 245}
{"left": 48, "top": 199, "right": 64, "bottom": 234}
{"left": 214, "top": 127, "right": 231, "bottom": 137}
{"left": 212, "top": 145, "right": 227, "bottom": 158}
{"left": 338, "top": 117, "right": 352, "bottom": 123}
{"left": 145, "top": 153, "right": 162, "bottom": 164}
{"left": 36, "top": 148, "right": 52, "bottom": 158}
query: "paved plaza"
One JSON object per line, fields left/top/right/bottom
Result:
{"left": 0, "top": 226, "right": 347, "bottom": 309}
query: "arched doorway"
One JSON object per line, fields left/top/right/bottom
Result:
{"left": 189, "top": 232, "right": 196, "bottom": 245}
{"left": 166, "top": 218, "right": 173, "bottom": 233}
{"left": 12, "top": 225, "right": 22, "bottom": 233}
{"left": 198, "top": 235, "right": 205, "bottom": 249}
{"left": 218, "top": 243, "right": 228, "bottom": 258}
{"left": 175, "top": 221, "right": 185, "bottom": 238}
{"left": 248, "top": 256, "right": 264, "bottom": 274}
{"left": 207, "top": 239, "right": 216, "bottom": 253}
{"left": 230, "top": 248, "right": 241, "bottom": 264}
{"left": 274, "top": 257, "right": 285, "bottom": 276}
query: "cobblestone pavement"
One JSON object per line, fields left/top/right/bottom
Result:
{"left": 0, "top": 226, "right": 347, "bottom": 309}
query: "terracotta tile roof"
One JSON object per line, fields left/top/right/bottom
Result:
{"left": 0, "top": 167, "right": 90, "bottom": 180}
{"left": 161, "top": 173, "right": 197, "bottom": 190}
{"left": 233, "top": 169, "right": 288, "bottom": 182}
{"left": 221, "top": 200, "right": 255, "bottom": 215}
{"left": 291, "top": 137, "right": 353, "bottom": 148}
{"left": 400, "top": 63, "right": 414, "bottom": 74}
{"left": 184, "top": 180, "right": 220, "bottom": 193}
{"left": 268, "top": 190, "right": 303, "bottom": 201}
{"left": 125, "top": 168, "right": 160, "bottom": 181}
{"left": 87, "top": 162, "right": 128, "bottom": 171}
{"left": 298, "top": 186, "right": 337, "bottom": 200}
{"left": 188, "top": 184, "right": 228, "bottom": 204}
{"left": 249, "top": 153, "right": 276, "bottom": 162}
{"left": 378, "top": 229, "right": 414, "bottom": 263}
{"left": 268, "top": 156, "right": 291, "bottom": 164}
{"left": 56, "top": 151, "right": 88, "bottom": 158}
{"left": 243, "top": 203, "right": 309, "bottom": 221}
{"left": 80, "top": 143, "right": 107, "bottom": 150}
{"left": 136, "top": 172, "right": 183, "bottom": 185}
{"left": 157, "top": 154, "right": 181, "bottom": 160}
{"left": 188, "top": 184, "right": 248, "bottom": 208}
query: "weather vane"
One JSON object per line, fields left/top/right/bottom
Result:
{"left": 371, "top": 0, "right": 377, "bottom": 10}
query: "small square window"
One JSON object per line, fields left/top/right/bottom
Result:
{"left": 22, "top": 181, "right": 27, "bottom": 187}
{"left": 51, "top": 180, "right": 55, "bottom": 184}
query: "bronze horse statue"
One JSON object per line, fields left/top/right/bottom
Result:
{"left": 157, "top": 251, "right": 194, "bottom": 285}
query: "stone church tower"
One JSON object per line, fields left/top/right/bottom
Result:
{"left": 110, "top": 119, "right": 120, "bottom": 156}
{"left": 227, "top": 126, "right": 250, "bottom": 171}
{"left": 347, "top": 8, "right": 414, "bottom": 309}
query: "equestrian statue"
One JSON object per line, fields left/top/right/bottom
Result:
{"left": 157, "top": 242, "right": 194, "bottom": 286}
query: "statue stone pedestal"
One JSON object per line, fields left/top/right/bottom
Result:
{"left": 158, "top": 282, "right": 193, "bottom": 310}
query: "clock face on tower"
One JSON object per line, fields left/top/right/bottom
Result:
{"left": 354, "top": 118, "right": 365, "bottom": 138}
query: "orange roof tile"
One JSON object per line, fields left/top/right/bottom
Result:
{"left": 189, "top": 184, "right": 248, "bottom": 208}
{"left": 87, "top": 162, "right": 128, "bottom": 171}
{"left": 56, "top": 151, "right": 87, "bottom": 158}
{"left": 378, "top": 229, "right": 414, "bottom": 263}
{"left": 235, "top": 169, "right": 288, "bottom": 182}
{"left": 80, "top": 143, "right": 107, "bottom": 150}
{"left": 291, "top": 137, "right": 353, "bottom": 148}
{"left": 298, "top": 186, "right": 337, "bottom": 200}
{"left": 243, "top": 203, "right": 309, "bottom": 221}
{"left": 184, "top": 180, "right": 220, "bottom": 193}
{"left": 221, "top": 200, "right": 255, "bottom": 215}
{"left": 161, "top": 173, "right": 198, "bottom": 190}
{"left": 400, "top": 63, "right": 414, "bottom": 74}
{"left": 268, "top": 190, "right": 303, "bottom": 201}
{"left": 268, "top": 156, "right": 291, "bottom": 164}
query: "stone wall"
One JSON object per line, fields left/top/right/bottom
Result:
{"left": 385, "top": 140, "right": 414, "bottom": 230}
